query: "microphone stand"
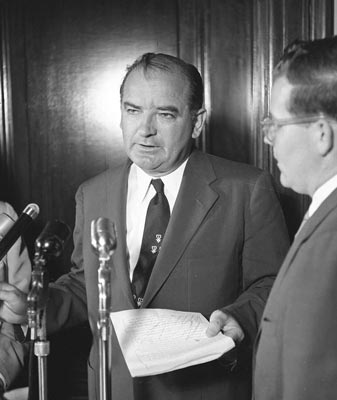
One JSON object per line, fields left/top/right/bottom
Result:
{"left": 91, "top": 218, "right": 116, "bottom": 400}
{"left": 27, "top": 247, "right": 49, "bottom": 400}
{"left": 27, "top": 220, "right": 71, "bottom": 400}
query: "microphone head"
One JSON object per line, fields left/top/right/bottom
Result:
{"left": 0, "top": 203, "right": 40, "bottom": 263}
{"left": 35, "top": 220, "right": 71, "bottom": 257}
{"left": 91, "top": 217, "right": 117, "bottom": 258}
{"left": 0, "top": 213, "right": 14, "bottom": 240}
{"left": 23, "top": 203, "right": 40, "bottom": 220}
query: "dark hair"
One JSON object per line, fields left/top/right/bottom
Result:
{"left": 120, "top": 53, "right": 204, "bottom": 113}
{"left": 274, "top": 36, "right": 337, "bottom": 119}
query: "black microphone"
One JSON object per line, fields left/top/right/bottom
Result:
{"left": 34, "top": 220, "right": 71, "bottom": 258}
{"left": 91, "top": 217, "right": 117, "bottom": 259}
{"left": 0, "top": 204, "right": 39, "bottom": 261}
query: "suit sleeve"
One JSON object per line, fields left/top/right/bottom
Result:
{"left": 46, "top": 186, "right": 88, "bottom": 334}
{"left": 223, "top": 171, "right": 289, "bottom": 344}
{"left": 0, "top": 202, "right": 31, "bottom": 389}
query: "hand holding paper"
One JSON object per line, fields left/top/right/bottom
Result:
{"left": 206, "top": 309, "right": 245, "bottom": 342}
{"left": 110, "top": 308, "right": 235, "bottom": 377}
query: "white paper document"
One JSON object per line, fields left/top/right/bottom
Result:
{"left": 110, "top": 308, "right": 235, "bottom": 377}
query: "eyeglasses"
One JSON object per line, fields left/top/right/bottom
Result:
{"left": 261, "top": 114, "right": 328, "bottom": 143}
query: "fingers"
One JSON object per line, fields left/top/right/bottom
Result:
{"left": 0, "top": 282, "right": 17, "bottom": 292}
{"left": 0, "top": 284, "right": 28, "bottom": 324}
{"left": 221, "top": 323, "right": 244, "bottom": 343}
{"left": 206, "top": 310, "right": 245, "bottom": 343}
{"left": 206, "top": 310, "right": 228, "bottom": 337}
{"left": 0, "top": 289, "right": 19, "bottom": 303}
{"left": 0, "top": 283, "right": 22, "bottom": 302}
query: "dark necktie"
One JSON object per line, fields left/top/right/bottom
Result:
{"left": 131, "top": 179, "right": 170, "bottom": 307}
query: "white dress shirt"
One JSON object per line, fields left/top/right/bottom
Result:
{"left": 126, "top": 159, "right": 188, "bottom": 280}
{"left": 308, "top": 174, "right": 337, "bottom": 217}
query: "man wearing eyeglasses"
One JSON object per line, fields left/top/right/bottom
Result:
{"left": 254, "top": 36, "right": 337, "bottom": 400}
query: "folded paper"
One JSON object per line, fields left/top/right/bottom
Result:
{"left": 110, "top": 308, "right": 235, "bottom": 377}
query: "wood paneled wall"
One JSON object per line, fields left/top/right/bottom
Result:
{"left": 0, "top": 0, "right": 333, "bottom": 271}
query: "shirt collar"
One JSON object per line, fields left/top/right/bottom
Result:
{"left": 309, "top": 173, "right": 337, "bottom": 217}
{"left": 129, "top": 158, "right": 189, "bottom": 202}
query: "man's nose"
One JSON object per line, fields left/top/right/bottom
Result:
{"left": 138, "top": 113, "right": 157, "bottom": 136}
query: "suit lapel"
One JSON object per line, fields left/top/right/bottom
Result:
{"left": 273, "top": 187, "right": 337, "bottom": 287}
{"left": 106, "top": 161, "right": 135, "bottom": 308}
{"left": 142, "top": 151, "right": 219, "bottom": 307}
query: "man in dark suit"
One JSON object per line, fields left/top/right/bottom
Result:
{"left": 254, "top": 36, "right": 337, "bottom": 400}
{"left": 0, "top": 53, "right": 288, "bottom": 400}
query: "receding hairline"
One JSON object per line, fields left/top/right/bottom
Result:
{"left": 120, "top": 65, "right": 196, "bottom": 117}
{"left": 121, "top": 62, "right": 189, "bottom": 92}
{"left": 119, "top": 52, "right": 204, "bottom": 113}
{"left": 121, "top": 65, "right": 190, "bottom": 92}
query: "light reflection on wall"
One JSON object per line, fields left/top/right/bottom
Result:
{"left": 86, "top": 64, "right": 127, "bottom": 167}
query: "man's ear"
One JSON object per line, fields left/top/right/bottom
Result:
{"left": 192, "top": 109, "right": 207, "bottom": 139}
{"left": 315, "top": 119, "right": 334, "bottom": 156}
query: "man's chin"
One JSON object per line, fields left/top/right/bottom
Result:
{"left": 131, "top": 155, "right": 163, "bottom": 175}
{"left": 280, "top": 174, "right": 303, "bottom": 194}
{"left": 279, "top": 173, "right": 290, "bottom": 189}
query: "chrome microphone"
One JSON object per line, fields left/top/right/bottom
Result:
{"left": 91, "top": 217, "right": 117, "bottom": 260}
{"left": 91, "top": 217, "right": 116, "bottom": 399}
{"left": 0, "top": 203, "right": 39, "bottom": 261}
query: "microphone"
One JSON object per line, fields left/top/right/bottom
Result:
{"left": 91, "top": 217, "right": 116, "bottom": 350}
{"left": 34, "top": 220, "right": 71, "bottom": 258}
{"left": 91, "top": 217, "right": 117, "bottom": 260}
{"left": 0, "top": 203, "right": 39, "bottom": 261}
{"left": 28, "top": 220, "right": 71, "bottom": 340}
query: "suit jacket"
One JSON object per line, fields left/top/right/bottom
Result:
{"left": 0, "top": 202, "right": 31, "bottom": 389}
{"left": 253, "top": 187, "right": 337, "bottom": 400}
{"left": 47, "top": 150, "right": 289, "bottom": 400}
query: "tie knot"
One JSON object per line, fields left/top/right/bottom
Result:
{"left": 151, "top": 179, "right": 164, "bottom": 194}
